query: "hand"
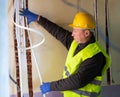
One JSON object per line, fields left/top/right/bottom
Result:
{"left": 40, "top": 82, "right": 51, "bottom": 94}
{"left": 19, "top": 8, "right": 39, "bottom": 25}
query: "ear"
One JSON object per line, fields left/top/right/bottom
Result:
{"left": 84, "top": 30, "right": 90, "bottom": 37}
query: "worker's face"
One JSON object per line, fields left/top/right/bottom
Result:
{"left": 72, "top": 28, "right": 87, "bottom": 43}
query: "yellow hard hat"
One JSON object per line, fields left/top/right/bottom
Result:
{"left": 69, "top": 12, "right": 95, "bottom": 29}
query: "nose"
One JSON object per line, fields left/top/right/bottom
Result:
{"left": 72, "top": 31, "right": 75, "bottom": 37}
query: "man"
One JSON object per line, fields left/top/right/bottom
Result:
{"left": 20, "top": 9, "right": 111, "bottom": 97}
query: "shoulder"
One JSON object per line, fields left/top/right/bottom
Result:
{"left": 82, "top": 52, "right": 106, "bottom": 67}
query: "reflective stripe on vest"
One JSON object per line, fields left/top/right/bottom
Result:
{"left": 64, "top": 65, "right": 102, "bottom": 86}
{"left": 63, "top": 41, "right": 111, "bottom": 97}
{"left": 64, "top": 66, "right": 101, "bottom": 85}
{"left": 73, "top": 90, "right": 101, "bottom": 97}
{"left": 64, "top": 65, "right": 101, "bottom": 97}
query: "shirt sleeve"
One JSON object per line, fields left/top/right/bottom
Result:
{"left": 37, "top": 16, "right": 73, "bottom": 50}
{"left": 50, "top": 52, "right": 106, "bottom": 91}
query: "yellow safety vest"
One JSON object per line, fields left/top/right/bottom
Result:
{"left": 62, "top": 40, "right": 111, "bottom": 97}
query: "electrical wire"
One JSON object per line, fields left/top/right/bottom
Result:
{"left": 94, "top": 0, "right": 99, "bottom": 40}
{"left": 62, "top": 0, "right": 87, "bottom": 12}
{"left": 9, "top": 74, "right": 25, "bottom": 97}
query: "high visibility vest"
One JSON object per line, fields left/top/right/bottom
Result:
{"left": 62, "top": 40, "right": 111, "bottom": 97}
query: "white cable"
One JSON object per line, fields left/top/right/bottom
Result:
{"left": 12, "top": 0, "right": 45, "bottom": 50}
{"left": 11, "top": 17, "right": 45, "bottom": 50}
{"left": 12, "top": 0, "right": 46, "bottom": 97}
{"left": 12, "top": 20, "right": 45, "bottom": 50}
{"left": 27, "top": 30, "right": 46, "bottom": 97}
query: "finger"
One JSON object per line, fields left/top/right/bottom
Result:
{"left": 19, "top": 13, "right": 25, "bottom": 16}
{"left": 19, "top": 10, "right": 28, "bottom": 16}
{"left": 27, "top": 20, "right": 30, "bottom": 25}
{"left": 19, "top": 10, "right": 26, "bottom": 15}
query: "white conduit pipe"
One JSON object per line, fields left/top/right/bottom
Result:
{"left": 11, "top": 0, "right": 46, "bottom": 97}
{"left": 27, "top": 30, "right": 46, "bottom": 97}
{"left": 15, "top": 0, "right": 24, "bottom": 96}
